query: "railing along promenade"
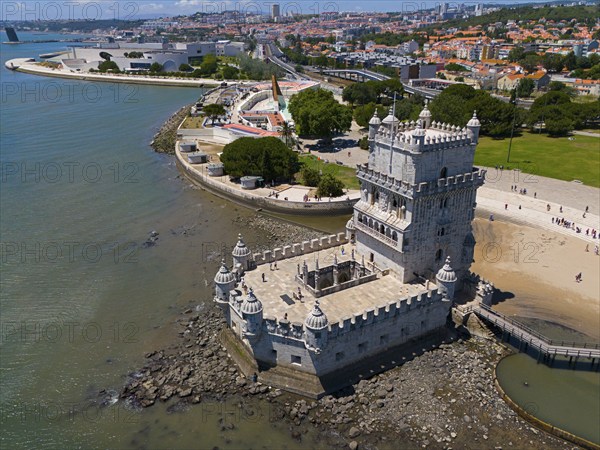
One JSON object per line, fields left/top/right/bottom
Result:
{"left": 456, "top": 303, "right": 600, "bottom": 367}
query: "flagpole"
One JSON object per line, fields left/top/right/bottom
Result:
{"left": 389, "top": 92, "right": 397, "bottom": 173}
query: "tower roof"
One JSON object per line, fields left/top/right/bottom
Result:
{"left": 436, "top": 257, "right": 457, "bottom": 283}
{"left": 214, "top": 259, "right": 236, "bottom": 285}
{"left": 232, "top": 233, "right": 252, "bottom": 258}
{"left": 305, "top": 300, "right": 329, "bottom": 330}
{"left": 240, "top": 288, "right": 263, "bottom": 314}
{"left": 419, "top": 104, "right": 432, "bottom": 119}
{"left": 369, "top": 109, "right": 381, "bottom": 126}
{"left": 382, "top": 106, "right": 399, "bottom": 125}
{"left": 467, "top": 110, "right": 480, "bottom": 128}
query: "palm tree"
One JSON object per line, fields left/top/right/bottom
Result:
{"left": 279, "top": 121, "right": 295, "bottom": 148}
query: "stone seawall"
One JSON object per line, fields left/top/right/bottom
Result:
{"left": 175, "top": 150, "right": 357, "bottom": 216}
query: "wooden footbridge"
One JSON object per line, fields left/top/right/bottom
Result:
{"left": 456, "top": 303, "right": 600, "bottom": 369}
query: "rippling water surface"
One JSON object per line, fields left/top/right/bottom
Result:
{"left": 0, "top": 32, "right": 323, "bottom": 449}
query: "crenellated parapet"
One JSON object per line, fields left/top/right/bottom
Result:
{"left": 357, "top": 165, "right": 486, "bottom": 200}
{"left": 414, "top": 168, "right": 486, "bottom": 198}
{"left": 252, "top": 232, "right": 347, "bottom": 266}
{"left": 258, "top": 287, "right": 446, "bottom": 344}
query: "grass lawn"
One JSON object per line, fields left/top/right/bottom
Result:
{"left": 475, "top": 132, "right": 600, "bottom": 188}
{"left": 298, "top": 154, "right": 360, "bottom": 190}
{"left": 182, "top": 116, "right": 205, "bottom": 129}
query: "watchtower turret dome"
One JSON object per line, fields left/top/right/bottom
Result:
{"left": 241, "top": 288, "right": 263, "bottom": 315}
{"left": 214, "top": 259, "right": 236, "bottom": 285}
{"left": 436, "top": 257, "right": 457, "bottom": 283}
{"left": 232, "top": 233, "right": 251, "bottom": 258}
{"left": 305, "top": 300, "right": 329, "bottom": 330}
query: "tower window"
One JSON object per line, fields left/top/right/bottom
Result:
{"left": 291, "top": 355, "right": 302, "bottom": 365}
{"left": 335, "top": 351, "right": 345, "bottom": 361}
{"left": 435, "top": 249, "right": 443, "bottom": 261}
{"left": 440, "top": 167, "right": 447, "bottom": 179}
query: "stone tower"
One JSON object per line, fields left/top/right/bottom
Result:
{"left": 352, "top": 105, "right": 485, "bottom": 287}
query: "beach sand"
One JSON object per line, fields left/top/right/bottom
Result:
{"left": 471, "top": 217, "right": 600, "bottom": 340}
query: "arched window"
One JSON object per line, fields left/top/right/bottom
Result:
{"left": 441, "top": 227, "right": 445, "bottom": 236}
{"left": 393, "top": 198, "right": 398, "bottom": 208}
{"left": 358, "top": 213, "right": 363, "bottom": 222}
{"left": 380, "top": 224, "right": 385, "bottom": 234}
{"left": 435, "top": 249, "right": 443, "bottom": 261}
{"left": 392, "top": 231, "right": 398, "bottom": 242}
{"left": 440, "top": 167, "right": 447, "bottom": 179}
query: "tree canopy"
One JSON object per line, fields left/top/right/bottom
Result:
{"left": 429, "top": 84, "right": 525, "bottom": 137}
{"left": 221, "top": 137, "right": 299, "bottom": 181}
{"left": 203, "top": 103, "right": 226, "bottom": 124}
{"left": 288, "top": 89, "right": 352, "bottom": 140}
{"left": 342, "top": 79, "right": 405, "bottom": 106}
{"left": 527, "top": 91, "right": 599, "bottom": 136}
{"left": 317, "top": 174, "right": 345, "bottom": 198}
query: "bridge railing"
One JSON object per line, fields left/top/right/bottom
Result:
{"left": 476, "top": 303, "right": 600, "bottom": 350}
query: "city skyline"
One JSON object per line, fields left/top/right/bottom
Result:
{"left": 1, "top": 0, "right": 578, "bottom": 21}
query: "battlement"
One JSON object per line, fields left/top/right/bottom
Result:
{"left": 259, "top": 287, "right": 445, "bottom": 340}
{"left": 252, "top": 233, "right": 347, "bottom": 265}
{"left": 415, "top": 168, "right": 486, "bottom": 196}
{"left": 356, "top": 165, "right": 486, "bottom": 199}
{"left": 374, "top": 120, "right": 475, "bottom": 154}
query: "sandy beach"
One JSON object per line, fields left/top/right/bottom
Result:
{"left": 471, "top": 216, "right": 600, "bottom": 340}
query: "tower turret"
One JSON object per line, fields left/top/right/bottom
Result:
{"left": 368, "top": 109, "right": 381, "bottom": 141}
{"left": 467, "top": 110, "right": 481, "bottom": 143}
{"left": 240, "top": 288, "right": 263, "bottom": 338}
{"left": 419, "top": 103, "right": 432, "bottom": 129}
{"left": 436, "top": 257, "right": 457, "bottom": 300}
{"left": 214, "top": 259, "right": 236, "bottom": 304}
{"left": 232, "top": 233, "right": 252, "bottom": 275}
{"left": 304, "top": 300, "right": 329, "bottom": 352}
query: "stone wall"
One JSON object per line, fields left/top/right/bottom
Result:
{"left": 251, "top": 233, "right": 347, "bottom": 265}
{"left": 252, "top": 289, "right": 450, "bottom": 376}
{"left": 176, "top": 150, "right": 357, "bottom": 216}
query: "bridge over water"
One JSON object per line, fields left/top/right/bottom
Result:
{"left": 456, "top": 303, "right": 600, "bottom": 370}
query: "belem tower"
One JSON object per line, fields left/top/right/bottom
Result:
{"left": 214, "top": 105, "right": 487, "bottom": 397}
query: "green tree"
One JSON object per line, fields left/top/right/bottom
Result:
{"left": 342, "top": 82, "right": 377, "bottom": 106}
{"left": 516, "top": 78, "right": 535, "bottom": 98}
{"left": 520, "top": 54, "right": 541, "bottom": 73}
{"left": 221, "top": 137, "right": 298, "bottom": 181}
{"left": 313, "top": 55, "right": 328, "bottom": 68}
{"left": 203, "top": 103, "right": 226, "bottom": 125}
{"left": 179, "top": 63, "right": 192, "bottom": 72}
{"left": 353, "top": 103, "right": 386, "bottom": 128}
{"left": 445, "top": 62, "right": 468, "bottom": 72}
{"left": 564, "top": 52, "right": 578, "bottom": 71}
{"left": 317, "top": 174, "right": 345, "bottom": 198}
{"left": 508, "top": 46, "right": 526, "bottom": 62}
{"left": 149, "top": 62, "right": 163, "bottom": 73}
{"left": 429, "top": 84, "right": 523, "bottom": 137}
{"left": 221, "top": 65, "right": 239, "bottom": 79}
{"left": 278, "top": 121, "right": 295, "bottom": 148}
{"left": 301, "top": 166, "right": 321, "bottom": 187}
{"left": 358, "top": 136, "right": 369, "bottom": 150}
{"left": 97, "top": 60, "right": 120, "bottom": 72}
{"left": 200, "top": 54, "right": 218, "bottom": 75}
{"left": 288, "top": 89, "right": 352, "bottom": 141}
{"left": 542, "top": 53, "right": 565, "bottom": 73}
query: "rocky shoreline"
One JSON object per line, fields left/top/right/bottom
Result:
{"left": 117, "top": 218, "right": 575, "bottom": 449}
{"left": 151, "top": 104, "right": 193, "bottom": 154}
{"left": 119, "top": 302, "right": 574, "bottom": 450}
